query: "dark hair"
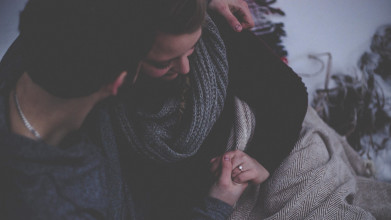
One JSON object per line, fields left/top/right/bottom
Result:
{"left": 19, "top": 0, "right": 153, "bottom": 98}
{"left": 140, "top": 0, "right": 207, "bottom": 36}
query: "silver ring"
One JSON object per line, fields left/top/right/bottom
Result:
{"left": 238, "top": 165, "right": 243, "bottom": 172}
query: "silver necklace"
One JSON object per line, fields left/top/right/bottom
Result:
{"left": 13, "top": 91, "right": 42, "bottom": 139}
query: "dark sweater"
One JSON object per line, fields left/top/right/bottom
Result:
{"left": 0, "top": 95, "right": 113, "bottom": 219}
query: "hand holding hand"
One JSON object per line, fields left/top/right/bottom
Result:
{"left": 208, "top": 0, "right": 255, "bottom": 32}
{"left": 208, "top": 150, "right": 269, "bottom": 206}
{"left": 208, "top": 155, "right": 249, "bottom": 206}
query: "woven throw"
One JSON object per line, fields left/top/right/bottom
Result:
{"left": 228, "top": 107, "right": 391, "bottom": 219}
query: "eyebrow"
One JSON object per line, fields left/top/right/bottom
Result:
{"left": 145, "top": 41, "right": 199, "bottom": 65}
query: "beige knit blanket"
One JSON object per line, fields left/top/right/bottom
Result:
{"left": 228, "top": 104, "right": 391, "bottom": 220}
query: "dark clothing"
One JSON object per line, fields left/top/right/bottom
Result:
{"left": 0, "top": 39, "right": 233, "bottom": 220}
{"left": 0, "top": 96, "right": 113, "bottom": 219}
{"left": 0, "top": 81, "right": 138, "bottom": 218}
{"left": 211, "top": 13, "right": 308, "bottom": 173}
{"left": 0, "top": 40, "right": 119, "bottom": 219}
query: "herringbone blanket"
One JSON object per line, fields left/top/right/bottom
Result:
{"left": 229, "top": 106, "right": 391, "bottom": 219}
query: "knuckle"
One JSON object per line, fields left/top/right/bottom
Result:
{"left": 217, "top": 4, "right": 229, "bottom": 12}
{"left": 240, "top": 154, "right": 247, "bottom": 161}
{"left": 234, "top": 150, "right": 245, "bottom": 157}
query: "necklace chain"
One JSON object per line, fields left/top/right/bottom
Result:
{"left": 13, "top": 91, "right": 42, "bottom": 139}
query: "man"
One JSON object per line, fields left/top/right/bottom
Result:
{"left": 0, "top": 0, "right": 150, "bottom": 218}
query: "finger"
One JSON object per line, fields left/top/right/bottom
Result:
{"left": 227, "top": 150, "right": 248, "bottom": 178}
{"left": 232, "top": 170, "right": 256, "bottom": 184}
{"left": 210, "top": 156, "right": 222, "bottom": 174}
{"left": 230, "top": 150, "right": 247, "bottom": 169}
{"left": 231, "top": 164, "right": 246, "bottom": 178}
{"left": 219, "top": 155, "right": 234, "bottom": 185}
{"left": 210, "top": 157, "right": 218, "bottom": 163}
{"left": 237, "top": 0, "right": 254, "bottom": 28}
{"left": 233, "top": 165, "right": 270, "bottom": 185}
{"left": 234, "top": 6, "right": 254, "bottom": 29}
{"left": 219, "top": 5, "right": 243, "bottom": 32}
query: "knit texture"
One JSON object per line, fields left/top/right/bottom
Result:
{"left": 114, "top": 15, "right": 229, "bottom": 162}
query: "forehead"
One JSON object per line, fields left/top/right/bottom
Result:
{"left": 147, "top": 28, "right": 202, "bottom": 61}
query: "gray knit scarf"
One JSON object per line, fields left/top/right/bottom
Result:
{"left": 114, "top": 16, "right": 229, "bottom": 162}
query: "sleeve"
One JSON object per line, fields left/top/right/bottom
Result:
{"left": 209, "top": 12, "right": 308, "bottom": 174}
{"left": 189, "top": 196, "right": 234, "bottom": 220}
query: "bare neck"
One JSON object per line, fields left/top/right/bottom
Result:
{"left": 9, "top": 73, "right": 102, "bottom": 146}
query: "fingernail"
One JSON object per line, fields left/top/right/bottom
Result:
{"left": 224, "top": 156, "right": 230, "bottom": 161}
{"left": 235, "top": 24, "right": 242, "bottom": 32}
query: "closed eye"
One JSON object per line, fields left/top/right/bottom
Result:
{"left": 144, "top": 59, "right": 171, "bottom": 69}
{"left": 153, "top": 62, "right": 171, "bottom": 69}
{"left": 144, "top": 42, "right": 197, "bottom": 70}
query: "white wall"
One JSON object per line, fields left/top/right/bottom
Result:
{"left": 0, "top": 0, "right": 28, "bottom": 58}
{"left": 271, "top": 0, "right": 391, "bottom": 98}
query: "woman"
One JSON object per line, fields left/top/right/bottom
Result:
{"left": 110, "top": 0, "right": 272, "bottom": 219}
{"left": 111, "top": 0, "right": 390, "bottom": 219}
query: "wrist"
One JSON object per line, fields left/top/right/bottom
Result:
{"left": 209, "top": 188, "right": 238, "bottom": 207}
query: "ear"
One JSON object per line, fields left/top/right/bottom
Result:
{"left": 107, "top": 71, "right": 128, "bottom": 96}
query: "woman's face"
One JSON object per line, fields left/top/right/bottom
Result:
{"left": 140, "top": 28, "right": 202, "bottom": 81}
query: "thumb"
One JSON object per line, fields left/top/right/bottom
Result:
{"left": 220, "top": 155, "right": 233, "bottom": 184}
{"left": 220, "top": 6, "right": 242, "bottom": 32}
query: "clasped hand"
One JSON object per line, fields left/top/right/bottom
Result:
{"left": 208, "top": 150, "right": 269, "bottom": 206}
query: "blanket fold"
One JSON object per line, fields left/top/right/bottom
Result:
{"left": 229, "top": 107, "right": 391, "bottom": 219}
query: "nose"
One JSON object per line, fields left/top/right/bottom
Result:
{"left": 172, "top": 56, "right": 190, "bottom": 75}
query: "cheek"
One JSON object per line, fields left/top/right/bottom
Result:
{"left": 140, "top": 64, "right": 169, "bottom": 78}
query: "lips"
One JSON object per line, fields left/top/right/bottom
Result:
{"left": 162, "top": 72, "right": 178, "bottom": 80}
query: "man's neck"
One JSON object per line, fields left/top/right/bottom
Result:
{"left": 8, "top": 73, "right": 100, "bottom": 146}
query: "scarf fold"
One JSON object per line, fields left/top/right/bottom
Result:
{"left": 114, "top": 16, "right": 229, "bottom": 162}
